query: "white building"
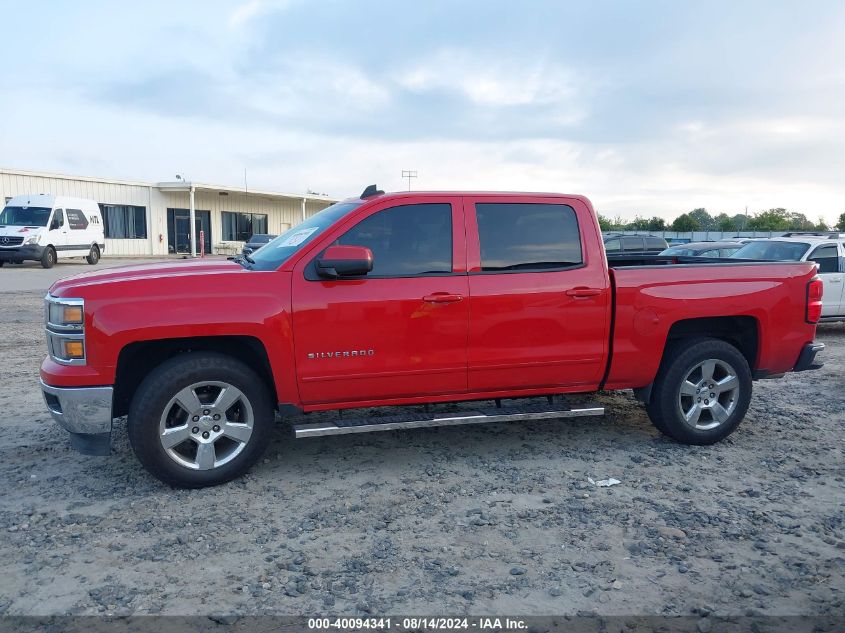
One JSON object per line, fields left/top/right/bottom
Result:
{"left": 0, "top": 168, "right": 337, "bottom": 257}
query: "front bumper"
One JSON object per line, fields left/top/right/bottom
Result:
{"left": 40, "top": 379, "right": 114, "bottom": 455}
{"left": 794, "top": 342, "right": 825, "bottom": 372}
{"left": 0, "top": 245, "right": 45, "bottom": 261}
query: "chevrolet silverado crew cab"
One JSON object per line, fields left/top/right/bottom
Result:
{"left": 40, "top": 187, "right": 825, "bottom": 487}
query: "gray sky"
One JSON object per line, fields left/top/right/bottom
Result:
{"left": 3, "top": 0, "right": 844, "bottom": 222}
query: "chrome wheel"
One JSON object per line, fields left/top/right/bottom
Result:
{"left": 158, "top": 381, "right": 254, "bottom": 470}
{"left": 677, "top": 359, "right": 740, "bottom": 431}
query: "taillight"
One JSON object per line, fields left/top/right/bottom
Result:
{"left": 806, "top": 278, "right": 823, "bottom": 324}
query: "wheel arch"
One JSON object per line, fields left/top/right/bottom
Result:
{"left": 634, "top": 315, "right": 759, "bottom": 404}
{"left": 113, "top": 335, "right": 277, "bottom": 417}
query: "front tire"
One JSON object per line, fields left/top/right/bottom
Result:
{"left": 128, "top": 352, "right": 274, "bottom": 487}
{"left": 645, "top": 338, "right": 752, "bottom": 445}
{"left": 41, "top": 246, "right": 56, "bottom": 269}
{"left": 86, "top": 244, "right": 100, "bottom": 265}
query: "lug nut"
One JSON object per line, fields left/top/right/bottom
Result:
{"left": 213, "top": 414, "right": 221, "bottom": 421}
{"left": 192, "top": 415, "right": 199, "bottom": 422}
{"left": 192, "top": 426, "right": 199, "bottom": 434}
{"left": 697, "top": 398, "right": 701, "bottom": 402}
{"left": 710, "top": 392, "right": 715, "bottom": 398}
{"left": 202, "top": 431, "right": 210, "bottom": 439}
{"left": 213, "top": 425, "right": 220, "bottom": 432}
{"left": 704, "top": 399, "right": 709, "bottom": 405}
{"left": 203, "top": 409, "right": 210, "bottom": 415}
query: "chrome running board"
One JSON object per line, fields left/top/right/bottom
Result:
{"left": 292, "top": 403, "right": 605, "bottom": 439}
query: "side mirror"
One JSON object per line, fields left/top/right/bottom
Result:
{"left": 316, "top": 245, "right": 373, "bottom": 278}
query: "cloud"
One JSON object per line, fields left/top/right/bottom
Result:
{"left": 3, "top": 0, "right": 845, "bottom": 222}
{"left": 396, "top": 49, "right": 582, "bottom": 109}
{"left": 228, "top": 0, "right": 297, "bottom": 28}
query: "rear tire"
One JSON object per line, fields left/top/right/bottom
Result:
{"left": 128, "top": 352, "right": 274, "bottom": 488}
{"left": 86, "top": 244, "right": 100, "bottom": 265}
{"left": 40, "top": 246, "right": 56, "bottom": 269}
{"left": 645, "top": 338, "right": 752, "bottom": 445}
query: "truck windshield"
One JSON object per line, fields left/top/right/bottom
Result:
{"left": 0, "top": 206, "right": 52, "bottom": 227}
{"left": 729, "top": 240, "right": 809, "bottom": 261}
{"left": 248, "top": 201, "right": 363, "bottom": 271}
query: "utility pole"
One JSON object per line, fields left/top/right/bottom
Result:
{"left": 401, "top": 170, "right": 418, "bottom": 191}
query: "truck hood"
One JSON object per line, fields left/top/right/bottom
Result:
{"left": 49, "top": 258, "right": 247, "bottom": 297}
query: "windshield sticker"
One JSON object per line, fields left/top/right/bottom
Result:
{"left": 276, "top": 227, "right": 319, "bottom": 248}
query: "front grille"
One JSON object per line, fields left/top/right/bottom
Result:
{"left": 0, "top": 236, "right": 24, "bottom": 246}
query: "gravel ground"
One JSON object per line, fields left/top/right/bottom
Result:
{"left": 0, "top": 290, "right": 842, "bottom": 618}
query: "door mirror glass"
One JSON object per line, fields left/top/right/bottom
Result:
{"left": 316, "top": 245, "right": 374, "bottom": 278}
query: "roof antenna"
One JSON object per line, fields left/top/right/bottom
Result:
{"left": 361, "top": 184, "right": 384, "bottom": 199}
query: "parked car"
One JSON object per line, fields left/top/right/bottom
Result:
{"left": 242, "top": 233, "right": 277, "bottom": 256}
{"left": 659, "top": 241, "right": 744, "bottom": 258}
{"left": 730, "top": 236, "right": 845, "bottom": 321}
{"left": 41, "top": 186, "right": 824, "bottom": 487}
{"left": 0, "top": 194, "right": 104, "bottom": 268}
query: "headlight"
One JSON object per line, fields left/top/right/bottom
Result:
{"left": 45, "top": 296, "right": 86, "bottom": 365}
{"left": 23, "top": 235, "right": 40, "bottom": 245}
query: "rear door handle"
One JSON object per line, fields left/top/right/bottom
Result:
{"left": 423, "top": 292, "right": 464, "bottom": 303}
{"left": 565, "top": 287, "right": 603, "bottom": 298}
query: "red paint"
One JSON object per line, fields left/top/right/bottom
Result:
{"left": 42, "top": 192, "right": 821, "bottom": 412}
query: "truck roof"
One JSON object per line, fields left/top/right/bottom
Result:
{"left": 344, "top": 189, "right": 592, "bottom": 204}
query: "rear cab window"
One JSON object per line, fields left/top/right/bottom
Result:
{"left": 474, "top": 202, "right": 582, "bottom": 272}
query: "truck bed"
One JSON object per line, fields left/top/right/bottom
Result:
{"left": 604, "top": 260, "right": 819, "bottom": 390}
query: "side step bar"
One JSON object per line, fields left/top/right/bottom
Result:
{"left": 292, "top": 403, "right": 604, "bottom": 439}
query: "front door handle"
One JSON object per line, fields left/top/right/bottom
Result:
{"left": 565, "top": 287, "right": 603, "bottom": 298}
{"left": 423, "top": 292, "right": 464, "bottom": 303}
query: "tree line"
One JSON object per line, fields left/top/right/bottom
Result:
{"left": 598, "top": 209, "right": 845, "bottom": 233}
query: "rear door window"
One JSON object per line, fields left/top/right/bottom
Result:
{"left": 475, "top": 203, "right": 582, "bottom": 271}
{"left": 622, "top": 236, "right": 644, "bottom": 251}
{"left": 645, "top": 236, "right": 666, "bottom": 250}
{"left": 604, "top": 238, "right": 621, "bottom": 252}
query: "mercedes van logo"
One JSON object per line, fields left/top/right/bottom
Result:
{"left": 0, "top": 237, "right": 8, "bottom": 245}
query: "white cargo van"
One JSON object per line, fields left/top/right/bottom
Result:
{"left": 0, "top": 194, "right": 105, "bottom": 268}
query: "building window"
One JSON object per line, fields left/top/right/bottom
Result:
{"left": 222, "top": 211, "right": 268, "bottom": 241}
{"left": 100, "top": 204, "right": 147, "bottom": 239}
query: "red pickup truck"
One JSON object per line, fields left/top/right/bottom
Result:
{"left": 41, "top": 187, "right": 825, "bottom": 487}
